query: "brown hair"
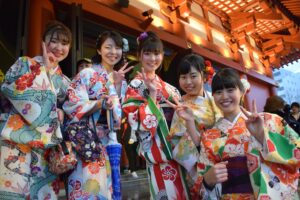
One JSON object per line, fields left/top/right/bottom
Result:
{"left": 264, "top": 95, "right": 285, "bottom": 113}
{"left": 92, "top": 31, "right": 123, "bottom": 64}
{"left": 42, "top": 21, "right": 72, "bottom": 45}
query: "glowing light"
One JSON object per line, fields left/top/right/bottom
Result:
{"left": 152, "top": 15, "right": 164, "bottom": 28}
{"left": 223, "top": 49, "right": 231, "bottom": 57}
{"left": 245, "top": 60, "right": 251, "bottom": 68}
{"left": 191, "top": 34, "right": 202, "bottom": 45}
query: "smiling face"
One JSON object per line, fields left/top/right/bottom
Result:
{"left": 98, "top": 37, "right": 122, "bottom": 69}
{"left": 213, "top": 87, "right": 242, "bottom": 120}
{"left": 44, "top": 32, "right": 70, "bottom": 63}
{"left": 179, "top": 66, "right": 204, "bottom": 97}
{"left": 140, "top": 50, "right": 163, "bottom": 74}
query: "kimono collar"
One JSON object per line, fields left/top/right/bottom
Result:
{"left": 34, "top": 56, "right": 59, "bottom": 75}
{"left": 217, "top": 111, "right": 243, "bottom": 132}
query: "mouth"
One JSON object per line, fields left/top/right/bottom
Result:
{"left": 219, "top": 101, "right": 232, "bottom": 107}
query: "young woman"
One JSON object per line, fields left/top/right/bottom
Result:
{"left": 168, "top": 54, "right": 221, "bottom": 197}
{"left": 63, "top": 30, "right": 132, "bottom": 200}
{"left": 122, "top": 31, "right": 189, "bottom": 199}
{"left": 0, "top": 21, "right": 71, "bottom": 199}
{"left": 169, "top": 68, "right": 300, "bottom": 199}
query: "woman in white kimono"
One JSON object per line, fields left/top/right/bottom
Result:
{"left": 0, "top": 21, "right": 71, "bottom": 200}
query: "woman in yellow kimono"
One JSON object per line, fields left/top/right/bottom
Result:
{"left": 169, "top": 54, "right": 221, "bottom": 198}
{"left": 168, "top": 68, "right": 300, "bottom": 199}
{"left": 122, "top": 31, "right": 189, "bottom": 199}
{"left": 0, "top": 21, "right": 71, "bottom": 200}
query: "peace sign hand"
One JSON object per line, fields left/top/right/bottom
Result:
{"left": 137, "top": 68, "right": 157, "bottom": 93}
{"left": 42, "top": 42, "right": 57, "bottom": 71}
{"left": 166, "top": 98, "right": 194, "bottom": 122}
{"left": 113, "top": 62, "right": 134, "bottom": 85}
{"left": 240, "top": 99, "right": 264, "bottom": 144}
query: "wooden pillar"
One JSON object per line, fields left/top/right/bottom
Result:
{"left": 27, "top": 0, "right": 55, "bottom": 57}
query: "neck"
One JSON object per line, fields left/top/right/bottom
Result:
{"left": 186, "top": 87, "right": 204, "bottom": 98}
{"left": 101, "top": 62, "right": 113, "bottom": 73}
{"left": 145, "top": 71, "right": 156, "bottom": 79}
{"left": 224, "top": 109, "right": 241, "bottom": 122}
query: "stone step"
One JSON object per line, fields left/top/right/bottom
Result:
{"left": 58, "top": 170, "right": 150, "bottom": 199}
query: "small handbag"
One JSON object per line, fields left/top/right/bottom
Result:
{"left": 66, "top": 115, "right": 102, "bottom": 162}
{"left": 48, "top": 140, "right": 77, "bottom": 174}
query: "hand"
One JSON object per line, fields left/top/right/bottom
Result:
{"left": 101, "top": 95, "right": 114, "bottom": 110}
{"left": 165, "top": 98, "right": 193, "bottom": 122}
{"left": 240, "top": 99, "right": 264, "bottom": 143}
{"left": 57, "top": 108, "right": 64, "bottom": 124}
{"left": 203, "top": 161, "right": 228, "bottom": 187}
{"left": 137, "top": 68, "right": 157, "bottom": 93}
{"left": 113, "top": 62, "right": 134, "bottom": 85}
{"left": 42, "top": 42, "right": 57, "bottom": 70}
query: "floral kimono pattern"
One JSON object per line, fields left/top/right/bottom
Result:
{"left": 197, "top": 112, "right": 300, "bottom": 200}
{"left": 0, "top": 56, "right": 69, "bottom": 199}
{"left": 63, "top": 64, "right": 124, "bottom": 200}
{"left": 122, "top": 75, "right": 190, "bottom": 200}
{"left": 169, "top": 93, "right": 222, "bottom": 190}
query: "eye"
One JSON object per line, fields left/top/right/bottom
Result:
{"left": 214, "top": 90, "right": 222, "bottom": 95}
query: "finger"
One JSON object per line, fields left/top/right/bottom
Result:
{"left": 252, "top": 99, "right": 257, "bottom": 114}
{"left": 123, "top": 65, "right": 134, "bottom": 74}
{"left": 173, "top": 97, "right": 182, "bottom": 106}
{"left": 119, "top": 62, "right": 129, "bottom": 71}
{"left": 165, "top": 99, "right": 178, "bottom": 108}
{"left": 240, "top": 106, "right": 252, "bottom": 118}
{"left": 42, "top": 42, "right": 47, "bottom": 58}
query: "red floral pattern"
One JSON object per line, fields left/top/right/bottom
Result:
{"left": 162, "top": 165, "right": 177, "bottom": 181}
{"left": 15, "top": 73, "right": 35, "bottom": 91}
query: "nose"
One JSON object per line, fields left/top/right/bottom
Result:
{"left": 185, "top": 77, "right": 192, "bottom": 84}
{"left": 111, "top": 47, "right": 117, "bottom": 54}
{"left": 220, "top": 90, "right": 229, "bottom": 99}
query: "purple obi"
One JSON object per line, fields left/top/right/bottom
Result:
{"left": 222, "top": 156, "right": 253, "bottom": 194}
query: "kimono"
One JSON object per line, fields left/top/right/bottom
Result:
{"left": 122, "top": 75, "right": 190, "bottom": 200}
{"left": 169, "top": 93, "right": 222, "bottom": 192}
{"left": 197, "top": 112, "right": 300, "bottom": 200}
{"left": 0, "top": 56, "right": 70, "bottom": 199}
{"left": 63, "top": 64, "right": 124, "bottom": 200}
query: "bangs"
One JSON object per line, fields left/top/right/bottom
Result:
{"left": 49, "top": 28, "right": 71, "bottom": 44}
{"left": 141, "top": 39, "right": 163, "bottom": 54}
{"left": 212, "top": 69, "right": 244, "bottom": 94}
{"left": 110, "top": 34, "right": 123, "bottom": 48}
{"left": 178, "top": 60, "right": 192, "bottom": 75}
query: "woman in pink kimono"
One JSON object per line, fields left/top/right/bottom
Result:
{"left": 169, "top": 68, "right": 300, "bottom": 199}
{"left": 122, "top": 31, "right": 189, "bottom": 199}
{"left": 63, "top": 31, "right": 132, "bottom": 200}
{"left": 0, "top": 21, "right": 71, "bottom": 200}
{"left": 168, "top": 54, "right": 222, "bottom": 199}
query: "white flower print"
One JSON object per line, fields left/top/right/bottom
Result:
{"left": 143, "top": 114, "right": 158, "bottom": 129}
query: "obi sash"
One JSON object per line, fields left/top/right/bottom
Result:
{"left": 222, "top": 156, "right": 253, "bottom": 194}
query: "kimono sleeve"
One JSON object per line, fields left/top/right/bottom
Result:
{"left": 259, "top": 112, "right": 300, "bottom": 166}
{"left": 62, "top": 68, "right": 102, "bottom": 122}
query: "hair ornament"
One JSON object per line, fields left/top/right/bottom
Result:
{"left": 137, "top": 32, "right": 148, "bottom": 44}
{"left": 204, "top": 60, "right": 215, "bottom": 83}
{"left": 122, "top": 38, "right": 129, "bottom": 52}
{"left": 241, "top": 78, "right": 250, "bottom": 93}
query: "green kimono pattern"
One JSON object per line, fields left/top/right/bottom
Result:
{"left": 0, "top": 56, "right": 69, "bottom": 200}
{"left": 196, "top": 112, "right": 300, "bottom": 200}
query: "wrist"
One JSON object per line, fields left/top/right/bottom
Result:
{"left": 203, "top": 175, "right": 215, "bottom": 190}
